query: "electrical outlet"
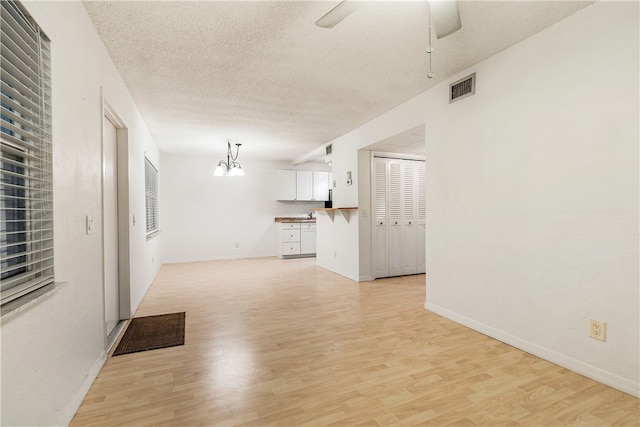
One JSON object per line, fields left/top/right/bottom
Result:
{"left": 589, "top": 319, "right": 606, "bottom": 342}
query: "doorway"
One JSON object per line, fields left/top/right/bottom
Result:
{"left": 102, "top": 100, "right": 131, "bottom": 348}
{"left": 103, "top": 115, "right": 120, "bottom": 336}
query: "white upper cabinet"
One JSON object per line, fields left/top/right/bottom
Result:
{"left": 296, "top": 170, "right": 313, "bottom": 201}
{"left": 276, "top": 170, "right": 297, "bottom": 200}
{"left": 313, "top": 171, "right": 329, "bottom": 201}
{"left": 276, "top": 169, "right": 331, "bottom": 201}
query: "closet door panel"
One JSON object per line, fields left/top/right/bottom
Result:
{"left": 417, "top": 162, "right": 426, "bottom": 273}
{"left": 417, "top": 224, "right": 426, "bottom": 274}
{"left": 374, "top": 224, "right": 388, "bottom": 277}
{"left": 402, "top": 162, "right": 417, "bottom": 275}
{"left": 373, "top": 158, "right": 388, "bottom": 278}
{"left": 388, "top": 160, "right": 403, "bottom": 277}
{"left": 402, "top": 224, "right": 417, "bottom": 274}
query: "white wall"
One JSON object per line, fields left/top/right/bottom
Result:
{"left": 315, "top": 210, "right": 361, "bottom": 281}
{"left": 325, "top": 1, "right": 638, "bottom": 395}
{"left": 357, "top": 150, "right": 372, "bottom": 281}
{"left": 424, "top": 1, "right": 638, "bottom": 395}
{"left": 0, "top": 2, "right": 162, "bottom": 425}
{"left": 160, "top": 153, "right": 328, "bottom": 263}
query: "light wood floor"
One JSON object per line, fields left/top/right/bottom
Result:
{"left": 71, "top": 258, "right": 639, "bottom": 426}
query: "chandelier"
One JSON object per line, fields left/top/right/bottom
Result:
{"left": 213, "top": 140, "right": 245, "bottom": 177}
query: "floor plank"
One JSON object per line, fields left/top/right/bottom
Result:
{"left": 71, "top": 258, "right": 639, "bottom": 426}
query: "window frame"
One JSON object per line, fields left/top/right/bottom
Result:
{"left": 144, "top": 157, "right": 159, "bottom": 238}
{"left": 0, "top": 0, "right": 54, "bottom": 306}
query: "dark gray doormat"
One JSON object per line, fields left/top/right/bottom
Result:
{"left": 112, "top": 312, "right": 185, "bottom": 356}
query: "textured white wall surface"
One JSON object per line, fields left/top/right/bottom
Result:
{"left": 325, "top": 1, "right": 638, "bottom": 395}
{"left": 423, "top": 1, "right": 639, "bottom": 395}
{"left": 0, "top": 2, "right": 162, "bottom": 425}
{"left": 159, "top": 154, "right": 328, "bottom": 263}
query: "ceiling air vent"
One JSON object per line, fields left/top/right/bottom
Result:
{"left": 449, "top": 73, "right": 476, "bottom": 103}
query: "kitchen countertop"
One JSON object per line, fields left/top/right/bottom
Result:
{"left": 274, "top": 217, "right": 316, "bottom": 223}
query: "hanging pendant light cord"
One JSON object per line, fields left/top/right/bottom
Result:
{"left": 427, "top": 1, "right": 435, "bottom": 79}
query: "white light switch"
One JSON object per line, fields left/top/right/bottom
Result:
{"left": 86, "top": 215, "right": 95, "bottom": 235}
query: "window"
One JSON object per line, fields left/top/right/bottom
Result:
{"left": 1, "top": 0, "right": 53, "bottom": 305}
{"left": 145, "top": 157, "right": 159, "bottom": 237}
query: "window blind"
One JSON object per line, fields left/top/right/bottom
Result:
{"left": 144, "top": 157, "right": 159, "bottom": 235}
{"left": 1, "top": 0, "right": 53, "bottom": 305}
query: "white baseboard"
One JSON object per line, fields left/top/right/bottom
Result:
{"left": 58, "top": 350, "right": 108, "bottom": 426}
{"left": 359, "top": 275, "right": 374, "bottom": 282}
{"left": 163, "top": 253, "right": 276, "bottom": 264}
{"left": 424, "top": 302, "right": 640, "bottom": 398}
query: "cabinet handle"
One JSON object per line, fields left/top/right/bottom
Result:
{"left": 394, "top": 221, "right": 398, "bottom": 225}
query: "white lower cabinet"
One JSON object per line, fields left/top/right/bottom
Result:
{"left": 277, "top": 222, "right": 316, "bottom": 258}
{"left": 282, "top": 242, "right": 301, "bottom": 256}
{"left": 300, "top": 223, "right": 316, "bottom": 254}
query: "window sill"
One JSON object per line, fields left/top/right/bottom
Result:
{"left": 1, "top": 282, "right": 67, "bottom": 324}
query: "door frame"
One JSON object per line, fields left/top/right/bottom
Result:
{"left": 101, "top": 95, "right": 132, "bottom": 348}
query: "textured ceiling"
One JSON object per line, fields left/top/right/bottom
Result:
{"left": 83, "top": 1, "right": 592, "bottom": 163}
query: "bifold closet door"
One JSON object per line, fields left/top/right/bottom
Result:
{"left": 372, "top": 157, "right": 426, "bottom": 279}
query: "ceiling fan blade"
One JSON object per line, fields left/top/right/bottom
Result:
{"left": 431, "top": 0, "right": 462, "bottom": 39}
{"left": 315, "top": 1, "right": 364, "bottom": 29}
